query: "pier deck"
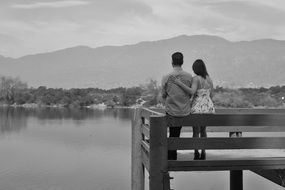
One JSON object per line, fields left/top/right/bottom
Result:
{"left": 131, "top": 108, "right": 285, "bottom": 190}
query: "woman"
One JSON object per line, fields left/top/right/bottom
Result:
{"left": 169, "top": 59, "right": 215, "bottom": 160}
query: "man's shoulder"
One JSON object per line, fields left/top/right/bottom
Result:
{"left": 162, "top": 72, "right": 171, "bottom": 79}
{"left": 181, "top": 70, "right": 192, "bottom": 76}
{"left": 180, "top": 70, "right": 192, "bottom": 81}
{"left": 162, "top": 72, "right": 173, "bottom": 83}
{"left": 165, "top": 70, "right": 175, "bottom": 76}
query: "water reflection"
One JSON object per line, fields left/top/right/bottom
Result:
{"left": 0, "top": 107, "right": 132, "bottom": 190}
{"left": 0, "top": 107, "right": 132, "bottom": 135}
{"left": 0, "top": 107, "right": 28, "bottom": 134}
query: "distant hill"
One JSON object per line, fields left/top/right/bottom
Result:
{"left": 1, "top": 35, "right": 285, "bottom": 88}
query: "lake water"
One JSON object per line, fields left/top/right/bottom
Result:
{"left": 0, "top": 107, "right": 283, "bottom": 190}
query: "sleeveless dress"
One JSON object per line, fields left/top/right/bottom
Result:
{"left": 190, "top": 77, "right": 215, "bottom": 114}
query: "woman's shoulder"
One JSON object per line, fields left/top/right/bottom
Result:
{"left": 194, "top": 75, "right": 213, "bottom": 89}
{"left": 193, "top": 75, "right": 201, "bottom": 80}
{"left": 192, "top": 75, "right": 201, "bottom": 83}
{"left": 205, "top": 75, "right": 212, "bottom": 80}
{"left": 205, "top": 76, "right": 214, "bottom": 89}
{"left": 205, "top": 75, "right": 213, "bottom": 84}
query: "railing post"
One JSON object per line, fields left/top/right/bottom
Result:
{"left": 132, "top": 108, "right": 145, "bottom": 190}
{"left": 230, "top": 170, "right": 243, "bottom": 190}
{"left": 149, "top": 116, "right": 168, "bottom": 190}
{"left": 230, "top": 132, "right": 243, "bottom": 190}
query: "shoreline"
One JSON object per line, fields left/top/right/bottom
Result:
{"left": 1, "top": 103, "right": 283, "bottom": 110}
{"left": 0, "top": 103, "right": 138, "bottom": 109}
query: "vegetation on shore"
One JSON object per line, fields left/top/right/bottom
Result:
{"left": 0, "top": 76, "right": 285, "bottom": 108}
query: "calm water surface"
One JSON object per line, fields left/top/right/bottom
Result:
{"left": 0, "top": 107, "right": 283, "bottom": 190}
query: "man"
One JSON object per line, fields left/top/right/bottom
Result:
{"left": 161, "top": 52, "right": 192, "bottom": 160}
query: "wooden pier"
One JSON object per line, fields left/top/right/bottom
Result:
{"left": 131, "top": 108, "right": 285, "bottom": 190}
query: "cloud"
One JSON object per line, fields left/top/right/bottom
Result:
{"left": 7, "top": 0, "right": 153, "bottom": 24}
{"left": 1, "top": 0, "right": 285, "bottom": 57}
{"left": 0, "top": 33, "right": 20, "bottom": 44}
{"left": 190, "top": 0, "right": 285, "bottom": 26}
{"left": 169, "top": 0, "right": 285, "bottom": 41}
{"left": 11, "top": 0, "right": 91, "bottom": 9}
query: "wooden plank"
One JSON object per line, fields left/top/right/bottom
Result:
{"left": 230, "top": 170, "right": 243, "bottom": 190}
{"left": 169, "top": 114, "right": 285, "bottom": 127}
{"left": 168, "top": 137, "right": 285, "bottom": 150}
{"left": 168, "top": 158, "right": 285, "bottom": 171}
{"left": 142, "top": 148, "right": 150, "bottom": 172}
{"left": 141, "top": 108, "right": 164, "bottom": 119}
{"left": 206, "top": 126, "right": 285, "bottom": 132}
{"left": 150, "top": 108, "right": 165, "bottom": 114}
{"left": 251, "top": 169, "right": 285, "bottom": 187}
{"left": 153, "top": 108, "right": 285, "bottom": 114}
{"left": 149, "top": 116, "right": 168, "bottom": 190}
{"left": 229, "top": 131, "right": 243, "bottom": 190}
{"left": 181, "top": 126, "right": 285, "bottom": 132}
{"left": 142, "top": 124, "right": 150, "bottom": 139}
{"left": 141, "top": 140, "right": 150, "bottom": 152}
{"left": 216, "top": 108, "right": 285, "bottom": 114}
{"left": 131, "top": 108, "right": 145, "bottom": 190}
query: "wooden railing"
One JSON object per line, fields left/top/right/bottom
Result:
{"left": 131, "top": 108, "right": 285, "bottom": 190}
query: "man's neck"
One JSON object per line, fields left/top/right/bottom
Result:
{"left": 173, "top": 66, "right": 182, "bottom": 70}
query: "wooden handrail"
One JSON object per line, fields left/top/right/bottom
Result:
{"left": 216, "top": 108, "right": 285, "bottom": 114}
{"left": 140, "top": 107, "right": 164, "bottom": 119}
{"left": 168, "top": 137, "right": 285, "bottom": 150}
{"left": 166, "top": 114, "right": 285, "bottom": 127}
{"left": 168, "top": 158, "right": 285, "bottom": 171}
{"left": 154, "top": 108, "right": 285, "bottom": 114}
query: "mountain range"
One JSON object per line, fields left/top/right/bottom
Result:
{"left": 1, "top": 35, "right": 285, "bottom": 89}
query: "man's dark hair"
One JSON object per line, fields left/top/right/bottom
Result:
{"left": 192, "top": 59, "right": 209, "bottom": 79}
{"left": 172, "top": 52, "right": 183, "bottom": 66}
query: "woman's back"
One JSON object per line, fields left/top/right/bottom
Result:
{"left": 196, "top": 75, "right": 213, "bottom": 90}
{"left": 191, "top": 75, "right": 215, "bottom": 114}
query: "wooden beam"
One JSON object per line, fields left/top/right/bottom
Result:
{"left": 141, "top": 108, "right": 164, "bottom": 119}
{"left": 169, "top": 114, "right": 285, "bottom": 127}
{"left": 168, "top": 158, "right": 285, "bottom": 171}
{"left": 230, "top": 170, "right": 243, "bottom": 190}
{"left": 141, "top": 140, "right": 150, "bottom": 152}
{"left": 216, "top": 108, "right": 285, "bottom": 114}
{"left": 181, "top": 126, "right": 285, "bottom": 132}
{"left": 168, "top": 137, "right": 285, "bottom": 150}
{"left": 251, "top": 169, "right": 285, "bottom": 187}
{"left": 141, "top": 148, "right": 150, "bottom": 172}
{"left": 142, "top": 124, "right": 150, "bottom": 139}
{"left": 131, "top": 108, "right": 145, "bottom": 190}
{"left": 229, "top": 131, "right": 243, "bottom": 190}
{"left": 154, "top": 108, "right": 285, "bottom": 114}
{"left": 206, "top": 126, "right": 285, "bottom": 132}
{"left": 149, "top": 116, "right": 168, "bottom": 190}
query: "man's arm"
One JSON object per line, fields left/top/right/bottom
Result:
{"left": 189, "top": 74, "right": 193, "bottom": 87}
{"left": 171, "top": 76, "right": 198, "bottom": 95}
{"left": 161, "top": 76, "right": 168, "bottom": 99}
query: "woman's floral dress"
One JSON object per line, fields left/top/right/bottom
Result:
{"left": 191, "top": 78, "right": 215, "bottom": 114}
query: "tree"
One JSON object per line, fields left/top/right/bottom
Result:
{"left": 121, "top": 87, "right": 142, "bottom": 106}
{"left": 0, "top": 76, "right": 28, "bottom": 104}
{"left": 212, "top": 89, "right": 253, "bottom": 108}
{"left": 140, "top": 79, "right": 162, "bottom": 106}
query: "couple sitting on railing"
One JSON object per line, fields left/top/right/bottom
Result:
{"left": 161, "top": 52, "right": 215, "bottom": 160}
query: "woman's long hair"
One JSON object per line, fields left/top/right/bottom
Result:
{"left": 192, "top": 59, "right": 209, "bottom": 79}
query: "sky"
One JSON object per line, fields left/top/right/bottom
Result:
{"left": 1, "top": 0, "right": 285, "bottom": 58}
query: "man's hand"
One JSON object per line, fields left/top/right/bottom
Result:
{"left": 168, "top": 76, "right": 183, "bottom": 87}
